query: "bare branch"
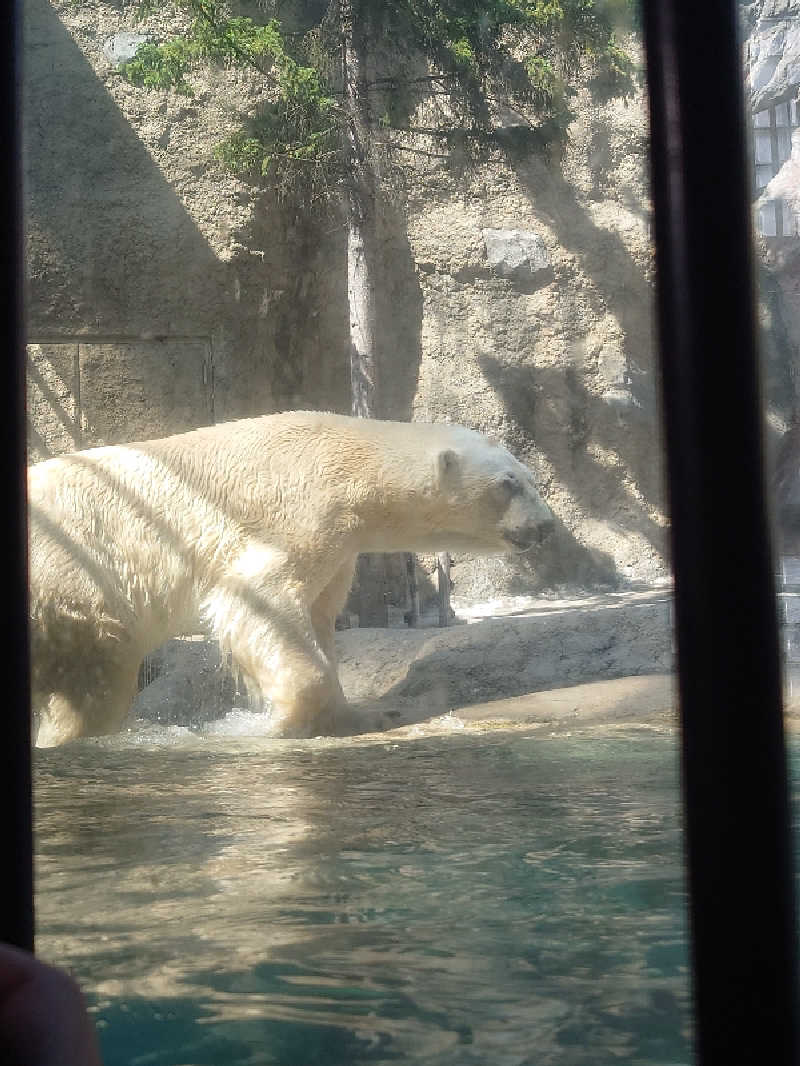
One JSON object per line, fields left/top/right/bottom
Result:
{"left": 376, "top": 140, "right": 451, "bottom": 159}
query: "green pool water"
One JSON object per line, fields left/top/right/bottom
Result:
{"left": 35, "top": 728, "right": 693, "bottom": 1065}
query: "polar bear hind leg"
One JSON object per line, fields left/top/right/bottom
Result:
{"left": 34, "top": 649, "right": 141, "bottom": 747}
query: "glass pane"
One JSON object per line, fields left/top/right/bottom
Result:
{"left": 756, "top": 127, "right": 775, "bottom": 163}
{"left": 760, "top": 199, "right": 780, "bottom": 236}
{"left": 25, "top": 2, "right": 689, "bottom": 1064}
{"left": 749, "top": 0, "right": 800, "bottom": 986}
{"left": 779, "top": 126, "right": 793, "bottom": 162}
{"left": 757, "top": 162, "right": 776, "bottom": 189}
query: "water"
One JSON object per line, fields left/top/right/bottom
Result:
{"left": 35, "top": 727, "right": 691, "bottom": 1065}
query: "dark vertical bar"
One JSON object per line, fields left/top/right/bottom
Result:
{"left": 0, "top": 0, "right": 33, "bottom": 951}
{"left": 642, "top": 2, "right": 798, "bottom": 1063}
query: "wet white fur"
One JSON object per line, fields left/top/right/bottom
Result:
{"left": 29, "top": 411, "right": 553, "bottom": 745}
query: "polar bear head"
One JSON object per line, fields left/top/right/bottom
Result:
{"left": 429, "top": 430, "right": 555, "bottom": 554}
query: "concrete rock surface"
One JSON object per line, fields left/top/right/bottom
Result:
{"left": 132, "top": 587, "right": 675, "bottom": 733}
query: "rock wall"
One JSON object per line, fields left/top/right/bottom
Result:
{"left": 24, "top": 0, "right": 351, "bottom": 453}
{"left": 25, "top": 1, "right": 667, "bottom": 602}
{"left": 394, "top": 77, "right": 664, "bottom": 598}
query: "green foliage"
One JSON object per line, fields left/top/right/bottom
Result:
{"left": 214, "top": 98, "right": 339, "bottom": 186}
{"left": 120, "top": 0, "right": 638, "bottom": 194}
{"left": 120, "top": 2, "right": 341, "bottom": 194}
{"left": 447, "top": 36, "right": 477, "bottom": 71}
{"left": 361, "top": 0, "right": 637, "bottom": 152}
{"left": 525, "top": 54, "right": 560, "bottom": 108}
{"left": 122, "top": 39, "right": 198, "bottom": 94}
{"left": 121, "top": 10, "right": 315, "bottom": 92}
{"left": 213, "top": 132, "right": 268, "bottom": 174}
{"left": 588, "top": 35, "right": 636, "bottom": 103}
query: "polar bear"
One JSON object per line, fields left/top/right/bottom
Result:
{"left": 29, "top": 411, "right": 554, "bottom": 745}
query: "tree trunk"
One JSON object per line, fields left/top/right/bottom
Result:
{"left": 347, "top": 221, "right": 378, "bottom": 418}
{"left": 355, "top": 557, "right": 388, "bottom": 627}
{"left": 340, "top": 0, "right": 378, "bottom": 419}
{"left": 405, "top": 553, "right": 420, "bottom": 627}
{"left": 437, "top": 552, "right": 452, "bottom": 627}
{"left": 340, "top": 0, "right": 388, "bottom": 625}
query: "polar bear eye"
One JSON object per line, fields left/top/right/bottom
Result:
{"left": 500, "top": 473, "right": 520, "bottom": 495}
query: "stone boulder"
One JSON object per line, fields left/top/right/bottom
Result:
{"left": 481, "top": 227, "right": 551, "bottom": 282}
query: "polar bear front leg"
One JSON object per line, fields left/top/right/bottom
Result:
{"left": 202, "top": 546, "right": 345, "bottom": 737}
{"left": 309, "top": 556, "right": 357, "bottom": 667}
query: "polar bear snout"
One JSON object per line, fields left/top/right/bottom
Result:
{"left": 502, "top": 514, "right": 555, "bottom": 551}
{"left": 499, "top": 483, "right": 556, "bottom": 550}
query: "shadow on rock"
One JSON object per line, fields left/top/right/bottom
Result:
{"left": 478, "top": 352, "right": 669, "bottom": 574}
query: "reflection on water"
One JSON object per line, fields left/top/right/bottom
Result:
{"left": 35, "top": 728, "right": 690, "bottom": 1065}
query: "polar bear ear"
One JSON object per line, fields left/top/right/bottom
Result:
{"left": 436, "top": 448, "right": 459, "bottom": 485}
